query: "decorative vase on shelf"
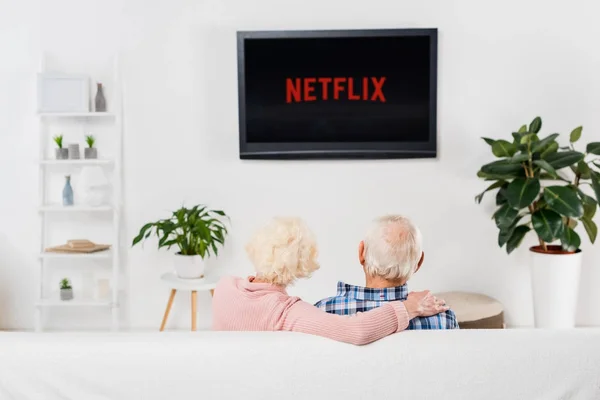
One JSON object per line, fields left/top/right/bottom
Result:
{"left": 55, "top": 148, "right": 68, "bottom": 160}
{"left": 60, "top": 288, "right": 73, "bottom": 301}
{"left": 95, "top": 83, "right": 107, "bottom": 112}
{"left": 62, "top": 175, "right": 74, "bottom": 206}
{"left": 85, "top": 147, "right": 98, "bottom": 159}
{"left": 68, "top": 144, "right": 80, "bottom": 159}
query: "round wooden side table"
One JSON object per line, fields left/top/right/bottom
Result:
{"left": 159, "top": 272, "right": 217, "bottom": 331}
{"left": 435, "top": 291, "right": 505, "bottom": 329}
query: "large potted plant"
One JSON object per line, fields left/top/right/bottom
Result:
{"left": 475, "top": 117, "right": 600, "bottom": 328}
{"left": 132, "top": 205, "right": 229, "bottom": 279}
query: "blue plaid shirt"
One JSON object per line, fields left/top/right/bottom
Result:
{"left": 315, "top": 281, "right": 459, "bottom": 330}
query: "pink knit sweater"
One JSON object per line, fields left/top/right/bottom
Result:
{"left": 212, "top": 276, "right": 410, "bottom": 345}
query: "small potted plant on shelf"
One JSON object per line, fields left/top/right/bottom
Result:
{"left": 53, "top": 134, "right": 68, "bottom": 160}
{"left": 60, "top": 278, "right": 73, "bottom": 301}
{"left": 132, "top": 205, "right": 229, "bottom": 279}
{"left": 475, "top": 116, "right": 600, "bottom": 328}
{"left": 85, "top": 135, "right": 97, "bottom": 159}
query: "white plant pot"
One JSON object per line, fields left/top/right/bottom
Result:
{"left": 173, "top": 253, "right": 205, "bottom": 279}
{"left": 530, "top": 246, "right": 582, "bottom": 328}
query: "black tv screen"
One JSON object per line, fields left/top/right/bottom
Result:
{"left": 237, "top": 29, "right": 437, "bottom": 159}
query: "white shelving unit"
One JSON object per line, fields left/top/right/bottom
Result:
{"left": 35, "top": 56, "right": 123, "bottom": 332}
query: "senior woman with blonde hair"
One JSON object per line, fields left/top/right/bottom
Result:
{"left": 212, "top": 217, "right": 448, "bottom": 345}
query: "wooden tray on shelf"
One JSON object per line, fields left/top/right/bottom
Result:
{"left": 44, "top": 240, "right": 111, "bottom": 254}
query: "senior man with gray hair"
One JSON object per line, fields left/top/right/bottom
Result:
{"left": 315, "top": 215, "right": 458, "bottom": 329}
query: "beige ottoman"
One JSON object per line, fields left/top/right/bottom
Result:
{"left": 435, "top": 291, "right": 505, "bottom": 329}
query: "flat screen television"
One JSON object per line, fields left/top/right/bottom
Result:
{"left": 237, "top": 28, "right": 437, "bottom": 159}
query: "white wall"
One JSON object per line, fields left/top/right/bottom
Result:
{"left": 1, "top": 0, "right": 600, "bottom": 330}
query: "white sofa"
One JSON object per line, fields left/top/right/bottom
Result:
{"left": 1, "top": 329, "right": 599, "bottom": 399}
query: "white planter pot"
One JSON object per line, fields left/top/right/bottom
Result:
{"left": 530, "top": 246, "right": 582, "bottom": 328}
{"left": 173, "top": 253, "right": 205, "bottom": 279}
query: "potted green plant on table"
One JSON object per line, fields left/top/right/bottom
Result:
{"left": 53, "top": 134, "right": 68, "bottom": 160}
{"left": 132, "top": 205, "right": 229, "bottom": 279}
{"left": 60, "top": 278, "right": 73, "bottom": 301}
{"left": 475, "top": 117, "right": 600, "bottom": 328}
{"left": 84, "top": 135, "right": 97, "bottom": 159}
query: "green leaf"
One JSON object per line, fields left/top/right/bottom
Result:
{"left": 560, "top": 227, "right": 581, "bottom": 252}
{"left": 492, "top": 140, "right": 517, "bottom": 157}
{"left": 512, "top": 132, "right": 524, "bottom": 144}
{"left": 518, "top": 125, "right": 528, "bottom": 134}
{"left": 532, "top": 209, "right": 564, "bottom": 242}
{"left": 543, "top": 186, "right": 584, "bottom": 218}
{"left": 175, "top": 208, "right": 185, "bottom": 224}
{"left": 158, "top": 232, "right": 171, "bottom": 247}
{"left": 586, "top": 142, "right": 600, "bottom": 155}
{"left": 498, "top": 216, "right": 522, "bottom": 247}
{"left": 189, "top": 204, "right": 199, "bottom": 216}
{"left": 536, "top": 198, "right": 547, "bottom": 209}
{"left": 506, "top": 225, "right": 531, "bottom": 254}
{"left": 162, "top": 239, "right": 178, "bottom": 249}
{"left": 85, "top": 135, "right": 96, "bottom": 148}
{"left": 520, "top": 133, "right": 539, "bottom": 145}
{"left": 590, "top": 171, "right": 600, "bottom": 205}
{"left": 196, "top": 220, "right": 212, "bottom": 239}
{"left": 477, "top": 170, "right": 519, "bottom": 181}
{"left": 570, "top": 126, "right": 583, "bottom": 143}
{"left": 540, "top": 142, "right": 559, "bottom": 158}
{"left": 532, "top": 159, "right": 557, "bottom": 177}
{"left": 581, "top": 216, "right": 598, "bottom": 244}
{"left": 594, "top": 162, "right": 600, "bottom": 170}
{"left": 53, "top": 134, "right": 64, "bottom": 149}
{"left": 581, "top": 192, "right": 597, "bottom": 220}
{"left": 494, "top": 203, "right": 519, "bottom": 230}
{"left": 496, "top": 182, "right": 509, "bottom": 205}
{"left": 132, "top": 222, "right": 155, "bottom": 246}
{"left": 210, "top": 241, "right": 219, "bottom": 256}
{"left": 565, "top": 217, "right": 578, "bottom": 229}
{"left": 481, "top": 160, "right": 525, "bottom": 176}
{"left": 198, "top": 241, "right": 207, "bottom": 257}
{"left": 475, "top": 180, "right": 506, "bottom": 204}
{"left": 544, "top": 151, "right": 585, "bottom": 169}
{"left": 509, "top": 153, "right": 530, "bottom": 163}
{"left": 577, "top": 161, "right": 591, "bottom": 179}
{"left": 539, "top": 173, "right": 557, "bottom": 180}
{"left": 536, "top": 141, "right": 558, "bottom": 156}
{"left": 531, "top": 134, "right": 559, "bottom": 153}
{"left": 505, "top": 178, "right": 541, "bottom": 209}
{"left": 498, "top": 226, "right": 515, "bottom": 248}
{"left": 529, "top": 117, "right": 542, "bottom": 134}
{"left": 482, "top": 137, "right": 496, "bottom": 146}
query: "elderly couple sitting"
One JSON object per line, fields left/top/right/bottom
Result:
{"left": 212, "top": 215, "right": 458, "bottom": 345}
